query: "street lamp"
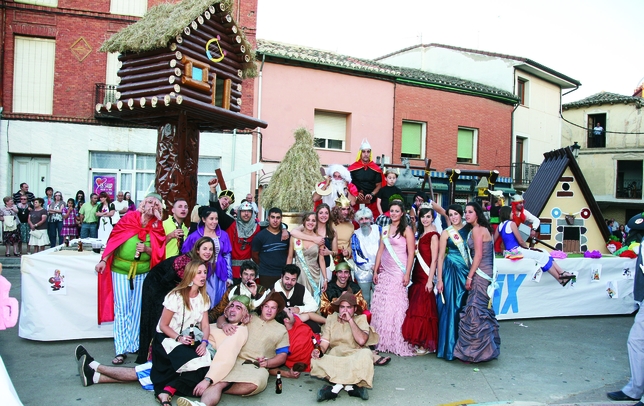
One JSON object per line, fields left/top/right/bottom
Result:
{"left": 571, "top": 141, "right": 581, "bottom": 159}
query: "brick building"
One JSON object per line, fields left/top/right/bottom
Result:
{"left": 0, "top": 0, "right": 260, "bottom": 205}
{"left": 255, "top": 40, "right": 517, "bottom": 205}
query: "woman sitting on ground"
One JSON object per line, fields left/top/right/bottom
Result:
{"left": 151, "top": 260, "right": 211, "bottom": 405}
{"left": 136, "top": 237, "right": 215, "bottom": 364}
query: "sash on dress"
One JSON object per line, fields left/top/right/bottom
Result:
{"left": 466, "top": 230, "right": 498, "bottom": 308}
{"left": 293, "top": 238, "right": 322, "bottom": 303}
{"left": 446, "top": 226, "right": 470, "bottom": 266}
{"left": 382, "top": 226, "right": 412, "bottom": 287}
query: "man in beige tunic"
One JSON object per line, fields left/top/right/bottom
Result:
{"left": 178, "top": 292, "right": 289, "bottom": 406}
{"left": 311, "top": 291, "right": 375, "bottom": 401}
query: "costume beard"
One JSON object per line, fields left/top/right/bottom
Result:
{"left": 360, "top": 223, "right": 372, "bottom": 236}
{"left": 322, "top": 179, "right": 348, "bottom": 207}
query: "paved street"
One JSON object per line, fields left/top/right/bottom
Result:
{"left": 0, "top": 256, "right": 637, "bottom": 405}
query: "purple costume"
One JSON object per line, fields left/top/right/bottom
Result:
{"left": 181, "top": 222, "right": 232, "bottom": 309}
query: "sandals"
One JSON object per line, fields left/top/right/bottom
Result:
{"left": 374, "top": 356, "right": 391, "bottom": 366}
{"left": 112, "top": 354, "right": 127, "bottom": 365}
{"left": 559, "top": 272, "right": 575, "bottom": 287}
{"left": 156, "top": 394, "right": 172, "bottom": 406}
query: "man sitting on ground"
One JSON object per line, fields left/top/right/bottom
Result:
{"left": 320, "top": 261, "right": 368, "bottom": 317}
{"left": 74, "top": 296, "right": 252, "bottom": 395}
{"left": 274, "top": 264, "right": 324, "bottom": 333}
{"left": 311, "top": 291, "right": 376, "bottom": 401}
{"left": 177, "top": 292, "right": 289, "bottom": 406}
{"left": 209, "top": 260, "right": 269, "bottom": 321}
{"left": 273, "top": 307, "right": 315, "bottom": 378}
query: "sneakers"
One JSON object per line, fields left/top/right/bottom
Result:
{"left": 78, "top": 354, "right": 94, "bottom": 387}
{"left": 347, "top": 386, "right": 369, "bottom": 400}
{"left": 317, "top": 385, "right": 338, "bottom": 402}
{"left": 75, "top": 345, "right": 94, "bottom": 364}
{"left": 177, "top": 397, "right": 207, "bottom": 406}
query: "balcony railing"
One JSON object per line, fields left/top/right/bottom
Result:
{"left": 498, "top": 162, "right": 540, "bottom": 185}
{"left": 94, "top": 83, "right": 118, "bottom": 108}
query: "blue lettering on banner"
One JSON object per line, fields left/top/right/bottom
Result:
{"left": 493, "top": 274, "right": 527, "bottom": 315}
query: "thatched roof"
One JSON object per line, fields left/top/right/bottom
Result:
{"left": 101, "top": 0, "right": 257, "bottom": 78}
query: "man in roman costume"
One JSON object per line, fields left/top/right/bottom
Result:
{"left": 226, "top": 201, "right": 261, "bottom": 283}
{"left": 313, "top": 164, "right": 358, "bottom": 208}
{"left": 348, "top": 139, "right": 385, "bottom": 214}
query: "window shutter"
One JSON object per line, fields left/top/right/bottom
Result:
{"left": 457, "top": 129, "right": 473, "bottom": 159}
{"left": 13, "top": 37, "right": 56, "bottom": 114}
{"left": 314, "top": 112, "right": 346, "bottom": 141}
{"left": 402, "top": 122, "right": 422, "bottom": 156}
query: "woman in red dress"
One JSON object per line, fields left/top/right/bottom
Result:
{"left": 402, "top": 203, "right": 440, "bottom": 354}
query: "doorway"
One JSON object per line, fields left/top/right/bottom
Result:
{"left": 12, "top": 156, "right": 51, "bottom": 197}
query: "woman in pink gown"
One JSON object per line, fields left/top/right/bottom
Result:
{"left": 370, "top": 200, "right": 415, "bottom": 356}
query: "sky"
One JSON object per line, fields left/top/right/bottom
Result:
{"left": 256, "top": 0, "right": 644, "bottom": 103}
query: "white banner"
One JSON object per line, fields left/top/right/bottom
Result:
{"left": 494, "top": 256, "right": 637, "bottom": 320}
{"left": 19, "top": 248, "right": 114, "bottom": 341}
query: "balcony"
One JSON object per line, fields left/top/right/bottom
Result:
{"left": 94, "top": 83, "right": 118, "bottom": 113}
{"left": 499, "top": 162, "right": 540, "bottom": 186}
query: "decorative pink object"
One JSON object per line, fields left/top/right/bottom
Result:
{"left": 0, "top": 275, "right": 18, "bottom": 330}
{"left": 549, "top": 250, "right": 568, "bottom": 259}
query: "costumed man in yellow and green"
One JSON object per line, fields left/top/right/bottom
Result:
{"left": 96, "top": 192, "right": 167, "bottom": 365}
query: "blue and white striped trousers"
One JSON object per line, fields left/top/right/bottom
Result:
{"left": 112, "top": 271, "right": 148, "bottom": 355}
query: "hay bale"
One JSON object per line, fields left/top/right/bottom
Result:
{"left": 261, "top": 128, "right": 323, "bottom": 212}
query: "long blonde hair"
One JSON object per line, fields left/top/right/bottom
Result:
{"left": 169, "top": 259, "right": 210, "bottom": 310}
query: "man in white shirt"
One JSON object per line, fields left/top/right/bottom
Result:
{"left": 273, "top": 264, "right": 322, "bottom": 332}
{"left": 111, "top": 191, "right": 129, "bottom": 224}
{"left": 351, "top": 207, "right": 380, "bottom": 307}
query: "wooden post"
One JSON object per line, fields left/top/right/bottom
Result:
{"left": 155, "top": 112, "right": 200, "bottom": 218}
{"left": 446, "top": 169, "right": 461, "bottom": 205}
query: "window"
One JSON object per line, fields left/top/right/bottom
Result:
{"left": 13, "top": 36, "right": 55, "bottom": 114}
{"left": 314, "top": 110, "right": 347, "bottom": 150}
{"left": 401, "top": 121, "right": 425, "bottom": 159}
{"left": 616, "top": 160, "right": 642, "bottom": 199}
{"left": 517, "top": 78, "right": 528, "bottom": 106}
{"left": 90, "top": 152, "right": 221, "bottom": 205}
{"left": 15, "top": 0, "right": 57, "bottom": 6}
{"left": 197, "top": 157, "right": 222, "bottom": 204}
{"left": 457, "top": 127, "right": 478, "bottom": 164}
{"left": 587, "top": 113, "right": 607, "bottom": 149}
{"left": 110, "top": 0, "right": 147, "bottom": 17}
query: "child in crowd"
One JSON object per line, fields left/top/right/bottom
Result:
{"left": 61, "top": 198, "right": 78, "bottom": 240}
{"left": 376, "top": 168, "right": 403, "bottom": 216}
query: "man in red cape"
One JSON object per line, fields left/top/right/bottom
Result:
{"left": 348, "top": 139, "right": 385, "bottom": 215}
{"left": 96, "top": 193, "right": 166, "bottom": 364}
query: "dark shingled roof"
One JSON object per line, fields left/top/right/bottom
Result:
{"left": 563, "top": 91, "right": 644, "bottom": 110}
{"left": 256, "top": 40, "right": 519, "bottom": 105}
{"left": 523, "top": 147, "right": 610, "bottom": 244}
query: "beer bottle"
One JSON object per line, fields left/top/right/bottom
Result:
{"left": 77, "top": 241, "right": 83, "bottom": 252}
{"left": 189, "top": 324, "right": 195, "bottom": 346}
{"left": 275, "top": 371, "right": 282, "bottom": 394}
{"left": 312, "top": 335, "right": 323, "bottom": 358}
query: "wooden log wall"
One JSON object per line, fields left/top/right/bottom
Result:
{"left": 108, "top": 6, "right": 249, "bottom": 116}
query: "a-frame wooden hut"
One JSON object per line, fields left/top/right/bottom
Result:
{"left": 96, "top": 0, "right": 267, "bottom": 209}
{"left": 523, "top": 146, "right": 610, "bottom": 253}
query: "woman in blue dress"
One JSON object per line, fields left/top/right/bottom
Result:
{"left": 436, "top": 204, "right": 469, "bottom": 360}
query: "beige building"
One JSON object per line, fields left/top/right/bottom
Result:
{"left": 376, "top": 44, "right": 580, "bottom": 190}
{"left": 562, "top": 91, "right": 644, "bottom": 224}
